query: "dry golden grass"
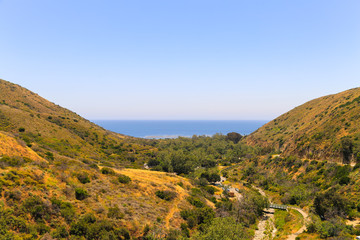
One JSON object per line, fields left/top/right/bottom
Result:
{"left": 0, "top": 79, "right": 157, "bottom": 167}
{"left": 0, "top": 131, "right": 44, "bottom": 161}
{"left": 296, "top": 233, "right": 321, "bottom": 239}
{"left": 245, "top": 87, "right": 360, "bottom": 162}
{"left": 111, "top": 168, "right": 194, "bottom": 230}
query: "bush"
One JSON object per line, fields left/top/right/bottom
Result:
{"left": 4, "top": 190, "right": 22, "bottom": 201}
{"left": 187, "top": 196, "right": 205, "bottom": 208}
{"left": 51, "top": 199, "right": 76, "bottom": 223}
{"left": 44, "top": 151, "right": 54, "bottom": 160}
{"left": 22, "top": 196, "right": 50, "bottom": 221}
{"left": 180, "top": 206, "right": 215, "bottom": 228}
{"left": 155, "top": 190, "right": 177, "bottom": 201}
{"left": 107, "top": 205, "right": 124, "bottom": 219}
{"left": 0, "top": 156, "right": 24, "bottom": 167}
{"left": 118, "top": 174, "right": 131, "bottom": 184}
{"left": 200, "top": 172, "right": 220, "bottom": 183}
{"left": 101, "top": 167, "right": 115, "bottom": 175}
{"left": 18, "top": 127, "right": 25, "bottom": 132}
{"left": 75, "top": 188, "right": 89, "bottom": 200}
{"left": 77, "top": 172, "right": 91, "bottom": 184}
{"left": 202, "top": 185, "right": 216, "bottom": 195}
{"left": 192, "top": 217, "right": 249, "bottom": 240}
{"left": 89, "top": 163, "right": 99, "bottom": 169}
{"left": 52, "top": 225, "right": 69, "bottom": 239}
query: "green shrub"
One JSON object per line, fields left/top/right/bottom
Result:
{"left": 101, "top": 167, "right": 115, "bottom": 175}
{"left": 202, "top": 185, "right": 216, "bottom": 195}
{"left": 54, "top": 200, "right": 76, "bottom": 223}
{"left": 118, "top": 174, "right": 131, "bottom": 184}
{"left": 23, "top": 196, "right": 50, "bottom": 221}
{"left": 81, "top": 213, "right": 97, "bottom": 223}
{"left": 36, "top": 223, "right": 50, "bottom": 235}
{"left": 89, "top": 163, "right": 99, "bottom": 169}
{"left": 107, "top": 205, "right": 124, "bottom": 219}
{"left": 192, "top": 217, "right": 249, "bottom": 240}
{"left": 180, "top": 206, "right": 215, "bottom": 228}
{"left": 51, "top": 198, "right": 76, "bottom": 223}
{"left": 4, "top": 190, "right": 22, "bottom": 201}
{"left": 52, "top": 225, "right": 69, "bottom": 239}
{"left": 77, "top": 172, "right": 91, "bottom": 184}
{"left": 187, "top": 196, "right": 205, "bottom": 208}
{"left": 75, "top": 188, "right": 89, "bottom": 200}
{"left": 155, "top": 190, "right": 177, "bottom": 201}
{"left": 0, "top": 156, "right": 24, "bottom": 167}
{"left": 45, "top": 152, "right": 54, "bottom": 160}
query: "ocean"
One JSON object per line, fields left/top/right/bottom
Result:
{"left": 92, "top": 120, "right": 268, "bottom": 139}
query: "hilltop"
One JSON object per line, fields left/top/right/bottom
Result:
{"left": 245, "top": 87, "right": 360, "bottom": 163}
{"left": 0, "top": 79, "right": 154, "bottom": 167}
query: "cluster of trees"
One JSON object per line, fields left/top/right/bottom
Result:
{"left": 147, "top": 134, "right": 256, "bottom": 175}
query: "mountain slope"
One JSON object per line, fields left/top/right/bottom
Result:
{"left": 245, "top": 87, "right": 360, "bottom": 163}
{"left": 0, "top": 79, "right": 154, "bottom": 166}
{"left": 0, "top": 131, "right": 44, "bottom": 161}
{"left": 0, "top": 79, "right": 205, "bottom": 239}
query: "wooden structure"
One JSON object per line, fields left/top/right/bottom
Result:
{"left": 269, "top": 204, "right": 288, "bottom": 210}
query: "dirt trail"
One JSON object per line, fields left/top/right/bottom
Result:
{"left": 286, "top": 207, "right": 309, "bottom": 240}
{"left": 253, "top": 185, "right": 309, "bottom": 240}
{"left": 253, "top": 186, "right": 277, "bottom": 240}
{"left": 253, "top": 209, "right": 276, "bottom": 240}
{"left": 164, "top": 186, "right": 186, "bottom": 229}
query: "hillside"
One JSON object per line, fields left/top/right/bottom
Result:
{"left": 0, "top": 154, "right": 199, "bottom": 238}
{"left": 0, "top": 79, "right": 154, "bottom": 167}
{"left": 245, "top": 87, "right": 360, "bottom": 163}
{"left": 0, "top": 79, "right": 217, "bottom": 239}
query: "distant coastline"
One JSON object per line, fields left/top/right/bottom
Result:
{"left": 93, "top": 120, "right": 268, "bottom": 139}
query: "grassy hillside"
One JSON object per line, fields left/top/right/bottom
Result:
{"left": 245, "top": 87, "right": 360, "bottom": 163}
{"left": 0, "top": 131, "right": 43, "bottom": 162}
{"left": 0, "top": 79, "right": 226, "bottom": 239}
{"left": 0, "top": 79, "right": 154, "bottom": 167}
{"left": 0, "top": 153, "right": 199, "bottom": 239}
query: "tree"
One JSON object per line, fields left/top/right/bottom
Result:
{"left": 226, "top": 132, "right": 242, "bottom": 144}
{"left": 75, "top": 188, "right": 89, "bottom": 200}
{"left": 191, "top": 217, "right": 250, "bottom": 240}
{"left": 313, "top": 188, "right": 350, "bottom": 220}
{"left": 341, "top": 137, "right": 353, "bottom": 164}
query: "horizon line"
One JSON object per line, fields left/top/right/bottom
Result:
{"left": 90, "top": 119, "right": 271, "bottom": 121}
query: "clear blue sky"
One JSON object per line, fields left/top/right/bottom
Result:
{"left": 0, "top": 0, "right": 359, "bottom": 120}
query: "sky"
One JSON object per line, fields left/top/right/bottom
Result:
{"left": 0, "top": 0, "right": 359, "bottom": 120}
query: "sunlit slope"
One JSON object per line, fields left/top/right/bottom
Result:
{"left": 0, "top": 79, "right": 154, "bottom": 165}
{"left": 110, "top": 168, "right": 195, "bottom": 230}
{"left": 0, "top": 157, "right": 197, "bottom": 238}
{"left": 0, "top": 131, "right": 44, "bottom": 161}
{"left": 245, "top": 87, "right": 360, "bottom": 163}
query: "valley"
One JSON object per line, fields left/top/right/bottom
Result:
{"left": 0, "top": 79, "right": 360, "bottom": 239}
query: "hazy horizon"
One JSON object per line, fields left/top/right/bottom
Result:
{"left": 1, "top": 0, "right": 359, "bottom": 120}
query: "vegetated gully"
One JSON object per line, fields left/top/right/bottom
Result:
{"left": 221, "top": 173, "right": 308, "bottom": 240}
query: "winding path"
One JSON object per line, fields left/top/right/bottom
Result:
{"left": 286, "top": 207, "right": 309, "bottom": 240}
{"left": 252, "top": 186, "right": 309, "bottom": 240}
{"left": 253, "top": 186, "right": 276, "bottom": 240}
{"left": 164, "top": 185, "right": 186, "bottom": 229}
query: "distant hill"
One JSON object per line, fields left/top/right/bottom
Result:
{"left": 245, "top": 87, "right": 360, "bottom": 163}
{"left": 0, "top": 79, "right": 154, "bottom": 167}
